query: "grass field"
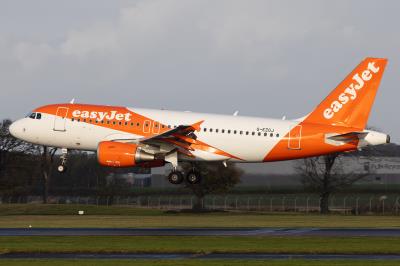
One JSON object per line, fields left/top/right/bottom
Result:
{"left": 0, "top": 204, "right": 400, "bottom": 228}
{"left": 1, "top": 260, "right": 400, "bottom": 266}
{"left": 1, "top": 204, "right": 400, "bottom": 265}
{"left": 1, "top": 236, "right": 400, "bottom": 254}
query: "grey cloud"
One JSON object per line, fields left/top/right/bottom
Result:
{"left": 0, "top": 0, "right": 399, "bottom": 142}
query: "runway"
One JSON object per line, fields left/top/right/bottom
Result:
{"left": 1, "top": 227, "right": 400, "bottom": 237}
{"left": 2, "top": 253, "right": 400, "bottom": 260}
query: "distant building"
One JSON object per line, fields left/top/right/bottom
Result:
{"left": 106, "top": 167, "right": 152, "bottom": 188}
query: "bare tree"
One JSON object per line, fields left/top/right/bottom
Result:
{"left": 38, "top": 146, "right": 57, "bottom": 203}
{"left": 295, "top": 153, "right": 370, "bottom": 214}
{"left": 183, "top": 162, "right": 243, "bottom": 211}
{"left": 0, "top": 119, "right": 37, "bottom": 174}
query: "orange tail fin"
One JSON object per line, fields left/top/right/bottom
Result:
{"left": 304, "top": 57, "right": 387, "bottom": 129}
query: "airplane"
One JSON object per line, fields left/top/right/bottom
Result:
{"left": 9, "top": 57, "right": 390, "bottom": 185}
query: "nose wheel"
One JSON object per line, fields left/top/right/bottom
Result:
{"left": 57, "top": 148, "right": 68, "bottom": 173}
{"left": 57, "top": 165, "right": 66, "bottom": 173}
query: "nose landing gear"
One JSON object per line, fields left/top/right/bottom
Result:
{"left": 57, "top": 148, "right": 68, "bottom": 173}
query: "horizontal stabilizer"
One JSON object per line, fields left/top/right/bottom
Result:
{"left": 327, "top": 131, "right": 368, "bottom": 141}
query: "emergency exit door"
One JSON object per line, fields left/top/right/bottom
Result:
{"left": 53, "top": 107, "right": 69, "bottom": 131}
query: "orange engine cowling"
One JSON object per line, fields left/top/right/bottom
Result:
{"left": 97, "top": 141, "right": 155, "bottom": 167}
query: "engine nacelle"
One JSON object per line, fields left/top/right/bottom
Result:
{"left": 97, "top": 141, "right": 155, "bottom": 167}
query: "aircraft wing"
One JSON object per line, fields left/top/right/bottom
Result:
{"left": 140, "top": 120, "right": 203, "bottom": 143}
{"left": 109, "top": 120, "right": 204, "bottom": 157}
{"left": 140, "top": 120, "right": 204, "bottom": 157}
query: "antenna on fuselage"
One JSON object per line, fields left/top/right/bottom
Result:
{"left": 233, "top": 111, "right": 239, "bottom": 116}
{"left": 70, "top": 98, "right": 75, "bottom": 104}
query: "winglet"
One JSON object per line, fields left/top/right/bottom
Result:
{"left": 190, "top": 120, "right": 204, "bottom": 132}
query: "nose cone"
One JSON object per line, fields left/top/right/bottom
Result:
{"left": 9, "top": 120, "right": 24, "bottom": 140}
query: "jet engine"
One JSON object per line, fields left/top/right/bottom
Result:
{"left": 97, "top": 141, "right": 155, "bottom": 167}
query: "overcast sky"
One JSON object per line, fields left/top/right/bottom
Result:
{"left": 1, "top": 0, "right": 399, "bottom": 143}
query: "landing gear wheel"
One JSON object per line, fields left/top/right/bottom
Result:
{"left": 168, "top": 171, "right": 184, "bottom": 185}
{"left": 57, "top": 165, "right": 66, "bottom": 173}
{"left": 186, "top": 170, "right": 201, "bottom": 184}
{"left": 58, "top": 148, "right": 68, "bottom": 174}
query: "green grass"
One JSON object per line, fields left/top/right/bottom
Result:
{"left": 0, "top": 204, "right": 163, "bottom": 216}
{"left": 0, "top": 236, "right": 400, "bottom": 254}
{"left": 0, "top": 260, "right": 400, "bottom": 266}
{"left": 1, "top": 204, "right": 400, "bottom": 228}
{"left": 1, "top": 213, "right": 400, "bottom": 228}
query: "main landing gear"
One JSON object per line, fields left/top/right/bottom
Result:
{"left": 165, "top": 150, "right": 201, "bottom": 185}
{"left": 167, "top": 169, "right": 201, "bottom": 185}
{"left": 57, "top": 148, "right": 68, "bottom": 173}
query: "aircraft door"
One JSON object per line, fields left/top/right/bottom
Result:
{"left": 53, "top": 107, "right": 69, "bottom": 131}
{"left": 143, "top": 120, "right": 151, "bottom": 134}
{"left": 288, "top": 125, "right": 302, "bottom": 150}
{"left": 152, "top": 121, "right": 160, "bottom": 134}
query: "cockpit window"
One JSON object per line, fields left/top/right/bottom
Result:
{"left": 27, "top": 112, "right": 42, "bottom": 119}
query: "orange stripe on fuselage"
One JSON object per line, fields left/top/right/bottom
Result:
{"left": 35, "top": 103, "right": 242, "bottom": 160}
{"left": 264, "top": 122, "right": 359, "bottom": 162}
{"left": 35, "top": 103, "right": 170, "bottom": 137}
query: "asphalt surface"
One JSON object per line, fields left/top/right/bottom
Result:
{"left": 2, "top": 253, "right": 400, "bottom": 260}
{"left": 1, "top": 227, "right": 400, "bottom": 236}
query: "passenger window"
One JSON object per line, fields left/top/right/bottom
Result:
{"left": 125, "top": 122, "right": 128, "bottom": 126}
{"left": 210, "top": 128, "right": 213, "bottom": 132}
{"left": 252, "top": 132, "right": 255, "bottom": 136}
{"left": 204, "top": 128, "right": 207, "bottom": 132}
{"left": 131, "top": 123, "right": 134, "bottom": 126}
{"left": 222, "top": 129, "right": 225, "bottom": 133}
{"left": 71, "top": 118, "right": 75, "bottom": 122}
{"left": 258, "top": 132, "right": 261, "bottom": 136}
{"left": 113, "top": 121, "right": 116, "bottom": 125}
{"left": 276, "top": 133, "right": 280, "bottom": 137}
{"left": 246, "top": 131, "right": 249, "bottom": 135}
{"left": 270, "top": 133, "right": 273, "bottom": 137}
{"left": 228, "top": 130, "right": 231, "bottom": 134}
{"left": 264, "top": 133, "right": 267, "bottom": 137}
{"left": 137, "top": 123, "right": 140, "bottom": 126}
{"left": 216, "top": 129, "right": 219, "bottom": 133}
{"left": 240, "top": 131, "right": 243, "bottom": 135}
{"left": 234, "top": 130, "right": 237, "bottom": 134}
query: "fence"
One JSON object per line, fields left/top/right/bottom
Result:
{"left": 2, "top": 194, "right": 400, "bottom": 215}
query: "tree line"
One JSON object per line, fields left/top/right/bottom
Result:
{"left": 1, "top": 118, "right": 397, "bottom": 213}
